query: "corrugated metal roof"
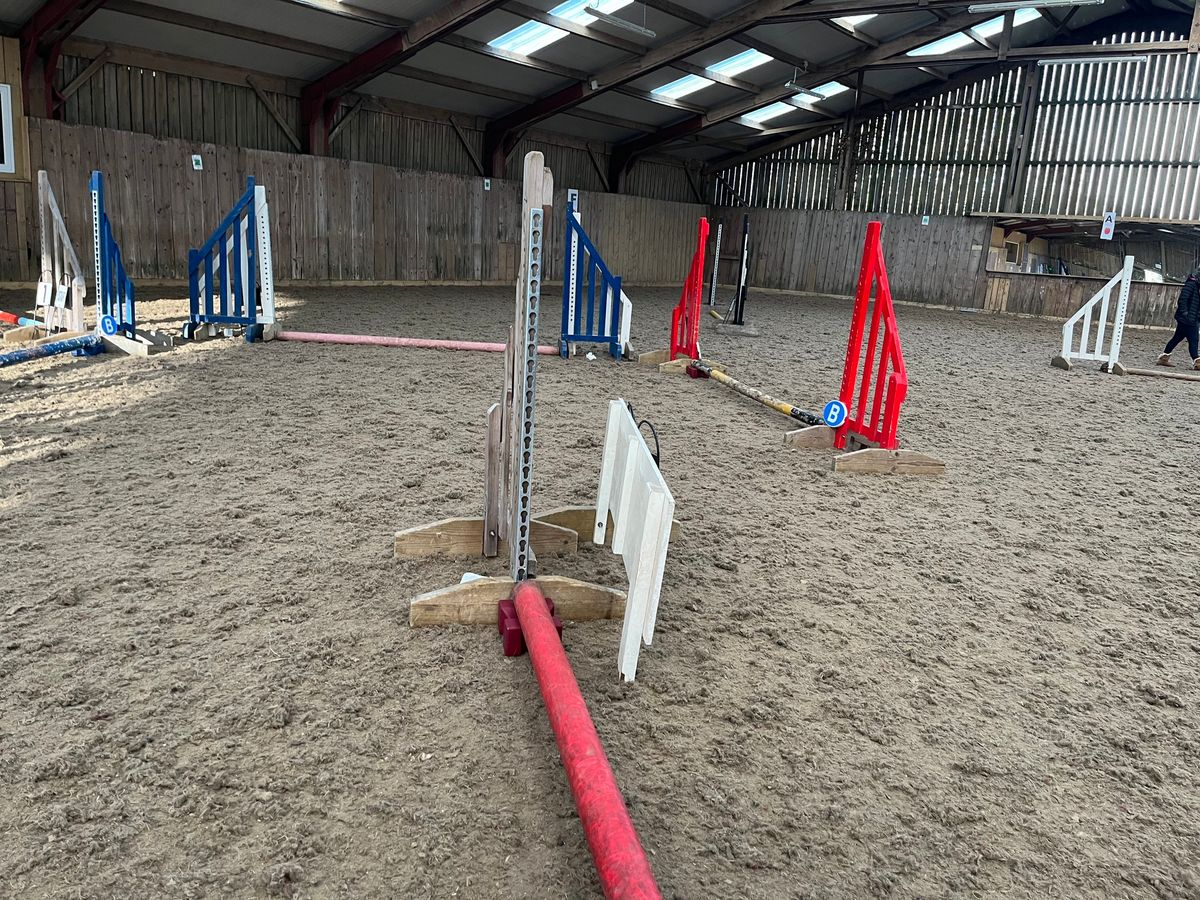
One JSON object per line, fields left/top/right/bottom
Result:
{"left": 10, "top": 0, "right": 1192, "bottom": 169}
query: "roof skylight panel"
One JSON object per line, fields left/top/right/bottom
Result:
{"left": 651, "top": 48, "right": 774, "bottom": 99}
{"left": 489, "top": 0, "right": 636, "bottom": 55}
{"left": 743, "top": 101, "right": 796, "bottom": 124}
{"left": 907, "top": 31, "right": 977, "bottom": 57}
{"left": 654, "top": 74, "right": 714, "bottom": 99}
{"left": 811, "top": 81, "right": 849, "bottom": 98}
{"left": 907, "top": 8, "right": 1041, "bottom": 56}
{"left": 708, "top": 48, "right": 774, "bottom": 77}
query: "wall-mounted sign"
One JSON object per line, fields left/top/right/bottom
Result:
{"left": 483, "top": 178, "right": 491, "bottom": 191}
{"left": 1100, "top": 211, "right": 1116, "bottom": 241}
{"left": 921, "top": 215, "right": 931, "bottom": 226}
{"left": 0, "top": 84, "right": 15, "bottom": 176}
{"left": 191, "top": 154, "right": 203, "bottom": 171}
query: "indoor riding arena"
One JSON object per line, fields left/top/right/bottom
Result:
{"left": 1, "top": 2, "right": 1198, "bottom": 899}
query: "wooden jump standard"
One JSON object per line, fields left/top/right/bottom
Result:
{"left": 395, "top": 152, "right": 662, "bottom": 899}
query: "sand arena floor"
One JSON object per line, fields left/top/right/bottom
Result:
{"left": 1, "top": 284, "right": 1197, "bottom": 899}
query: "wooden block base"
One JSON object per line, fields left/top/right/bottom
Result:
{"left": 394, "top": 515, "right": 578, "bottom": 560}
{"left": 35, "top": 328, "right": 91, "bottom": 346}
{"left": 658, "top": 357, "right": 726, "bottom": 376}
{"left": 1050, "top": 355, "right": 1071, "bottom": 371}
{"left": 409, "top": 574, "right": 626, "bottom": 627}
{"left": 102, "top": 331, "right": 174, "bottom": 357}
{"left": 636, "top": 348, "right": 671, "bottom": 366}
{"left": 783, "top": 424, "right": 835, "bottom": 449}
{"left": 832, "top": 448, "right": 946, "bottom": 476}
{"left": 3, "top": 325, "right": 46, "bottom": 343}
{"left": 535, "top": 504, "right": 681, "bottom": 547}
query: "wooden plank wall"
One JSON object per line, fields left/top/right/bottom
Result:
{"left": 983, "top": 272, "right": 1182, "bottom": 327}
{"left": 713, "top": 206, "right": 992, "bottom": 308}
{"left": 1, "top": 37, "right": 32, "bottom": 281}
{"left": 1047, "top": 239, "right": 1200, "bottom": 283}
{"left": 13, "top": 119, "right": 704, "bottom": 286}
{"left": 55, "top": 50, "right": 695, "bottom": 207}
{"left": 718, "top": 37, "right": 1200, "bottom": 223}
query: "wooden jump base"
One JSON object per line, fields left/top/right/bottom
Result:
{"left": 265, "top": 328, "right": 557, "bottom": 355}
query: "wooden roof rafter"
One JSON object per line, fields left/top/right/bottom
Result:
{"left": 298, "top": 0, "right": 508, "bottom": 153}
{"left": 19, "top": 0, "right": 107, "bottom": 116}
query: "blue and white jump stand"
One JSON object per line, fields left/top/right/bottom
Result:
{"left": 184, "top": 177, "right": 276, "bottom": 343}
{"left": 560, "top": 190, "right": 632, "bottom": 360}
{"left": 90, "top": 170, "right": 172, "bottom": 355}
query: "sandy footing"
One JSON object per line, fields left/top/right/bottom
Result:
{"left": 1, "top": 284, "right": 1197, "bottom": 898}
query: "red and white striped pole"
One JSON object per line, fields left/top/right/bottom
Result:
{"left": 511, "top": 579, "right": 661, "bottom": 900}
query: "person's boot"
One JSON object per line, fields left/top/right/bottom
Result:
{"left": 1157, "top": 352, "right": 1174, "bottom": 366}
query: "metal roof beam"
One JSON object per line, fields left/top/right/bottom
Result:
{"left": 271, "top": 0, "right": 405, "bottom": 28}
{"left": 300, "top": 0, "right": 507, "bottom": 153}
{"left": 482, "top": 0, "right": 801, "bottom": 178}
{"left": 706, "top": 59, "right": 1015, "bottom": 173}
{"left": 853, "top": 39, "right": 1189, "bottom": 69}
{"left": 758, "top": 1, "right": 979, "bottom": 25}
{"left": 105, "top": 0, "right": 350, "bottom": 62}
{"left": 101, "top": 0, "right": 640, "bottom": 133}
{"left": 609, "top": 10, "right": 993, "bottom": 185}
{"left": 823, "top": 19, "right": 880, "bottom": 48}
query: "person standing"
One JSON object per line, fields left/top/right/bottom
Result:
{"left": 1157, "top": 268, "right": 1200, "bottom": 370}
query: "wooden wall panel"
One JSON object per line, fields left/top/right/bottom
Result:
{"left": 719, "top": 35, "right": 1200, "bottom": 223}
{"left": 983, "top": 272, "right": 1181, "bottom": 327}
{"left": 9, "top": 119, "right": 705, "bottom": 287}
{"left": 714, "top": 206, "right": 991, "bottom": 309}
{"left": 54, "top": 51, "right": 694, "bottom": 207}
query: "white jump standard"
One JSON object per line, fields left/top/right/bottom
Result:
{"left": 1051, "top": 255, "right": 1133, "bottom": 373}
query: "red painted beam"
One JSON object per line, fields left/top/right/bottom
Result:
{"left": 300, "top": 0, "right": 507, "bottom": 154}
{"left": 19, "top": 0, "right": 107, "bottom": 117}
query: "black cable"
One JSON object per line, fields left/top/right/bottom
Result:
{"left": 625, "top": 401, "right": 662, "bottom": 467}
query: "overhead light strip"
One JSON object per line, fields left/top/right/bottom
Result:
{"left": 1038, "top": 55, "right": 1150, "bottom": 65}
{"left": 587, "top": 4, "right": 656, "bottom": 38}
{"left": 968, "top": 0, "right": 1102, "bottom": 11}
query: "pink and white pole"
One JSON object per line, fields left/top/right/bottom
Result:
{"left": 270, "top": 329, "right": 558, "bottom": 356}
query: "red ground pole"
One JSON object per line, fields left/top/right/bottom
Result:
{"left": 512, "top": 579, "right": 662, "bottom": 900}
{"left": 1, "top": 310, "right": 39, "bottom": 328}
